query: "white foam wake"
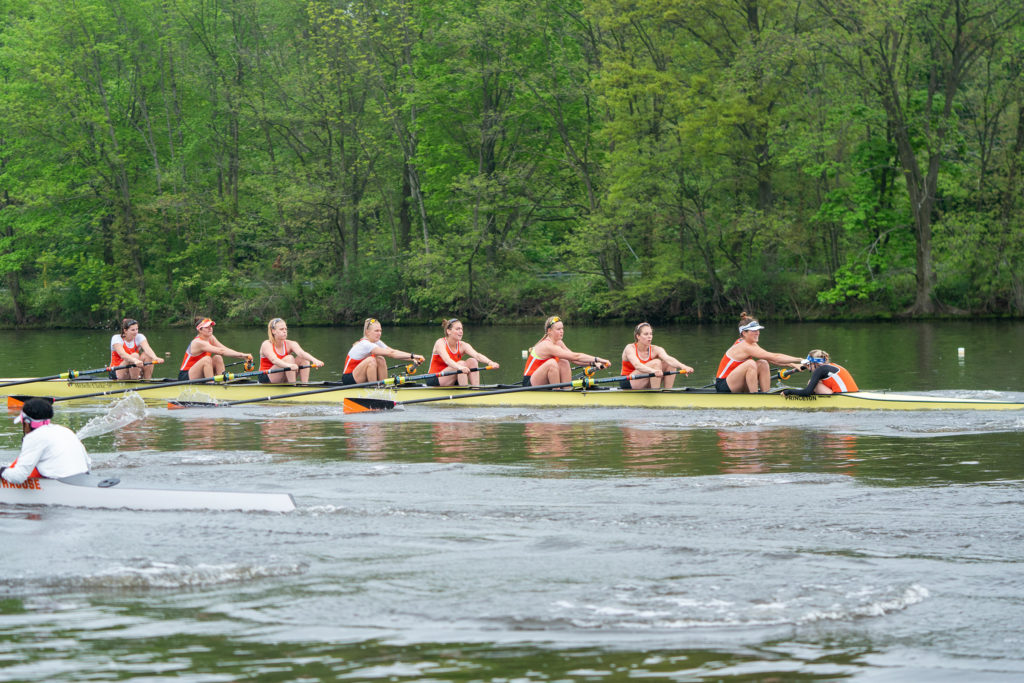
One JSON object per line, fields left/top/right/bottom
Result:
{"left": 75, "top": 393, "right": 148, "bottom": 440}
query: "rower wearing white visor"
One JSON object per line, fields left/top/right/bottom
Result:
{"left": 1, "top": 398, "right": 90, "bottom": 485}
{"left": 781, "top": 350, "right": 859, "bottom": 397}
{"left": 714, "top": 312, "right": 804, "bottom": 393}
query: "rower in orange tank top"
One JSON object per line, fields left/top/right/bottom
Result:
{"left": 425, "top": 318, "right": 499, "bottom": 387}
{"left": 713, "top": 313, "right": 804, "bottom": 394}
{"left": 178, "top": 317, "right": 253, "bottom": 381}
{"left": 619, "top": 322, "right": 693, "bottom": 389}
{"left": 258, "top": 318, "right": 324, "bottom": 384}
{"left": 522, "top": 316, "right": 610, "bottom": 387}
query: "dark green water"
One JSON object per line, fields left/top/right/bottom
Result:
{"left": 1, "top": 322, "right": 1022, "bottom": 681}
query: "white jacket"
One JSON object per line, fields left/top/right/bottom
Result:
{"left": 3, "top": 424, "right": 91, "bottom": 484}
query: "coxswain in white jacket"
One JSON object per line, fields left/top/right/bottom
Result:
{"left": 1, "top": 398, "right": 90, "bottom": 485}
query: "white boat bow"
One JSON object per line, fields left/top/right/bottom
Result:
{"left": 0, "top": 473, "right": 296, "bottom": 512}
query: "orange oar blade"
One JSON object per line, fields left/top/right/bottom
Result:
{"left": 343, "top": 397, "right": 395, "bottom": 413}
{"left": 7, "top": 395, "right": 53, "bottom": 409}
{"left": 167, "top": 400, "right": 219, "bottom": 409}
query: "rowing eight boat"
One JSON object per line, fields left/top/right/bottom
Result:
{"left": 3, "top": 377, "right": 1022, "bottom": 410}
{"left": 0, "top": 473, "right": 296, "bottom": 512}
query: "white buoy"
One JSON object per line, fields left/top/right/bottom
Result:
{"left": 521, "top": 349, "right": 528, "bottom": 359}
{"left": 957, "top": 347, "right": 965, "bottom": 359}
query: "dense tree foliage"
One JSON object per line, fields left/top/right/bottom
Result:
{"left": 1, "top": 0, "right": 1022, "bottom": 327}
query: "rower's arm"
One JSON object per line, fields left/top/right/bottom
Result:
{"left": 3, "top": 440, "right": 44, "bottom": 485}
{"left": 782, "top": 365, "right": 834, "bottom": 397}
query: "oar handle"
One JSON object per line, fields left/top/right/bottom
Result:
{"left": 200, "top": 364, "right": 491, "bottom": 408}
{"left": 623, "top": 368, "right": 691, "bottom": 381}
{"left": 52, "top": 365, "right": 306, "bottom": 402}
{"left": 777, "top": 366, "right": 806, "bottom": 381}
{"left": 397, "top": 371, "right": 635, "bottom": 407}
{"left": 0, "top": 361, "right": 164, "bottom": 389}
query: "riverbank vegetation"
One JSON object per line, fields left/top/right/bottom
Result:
{"left": 1, "top": 0, "right": 1022, "bottom": 327}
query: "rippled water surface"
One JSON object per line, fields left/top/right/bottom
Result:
{"left": 2, "top": 323, "right": 1023, "bottom": 681}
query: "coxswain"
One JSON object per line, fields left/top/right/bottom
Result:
{"left": 781, "top": 349, "right": 859, "bottom": 397}
{"left": 1, "top": 398, "right": 90, "bottom": 485}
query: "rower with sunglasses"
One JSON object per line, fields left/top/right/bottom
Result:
{"left": 780, "top": 350, "right": 859, "bottom": 397}
{"left": 714, "top": 312, "right": 804, "bottom": 393}
{"left": 425, "top": 318, "right": 499, "bottom": 387}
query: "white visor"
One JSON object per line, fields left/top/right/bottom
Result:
{"left": 738, "top": 320, "right": 765, "bottom": 333}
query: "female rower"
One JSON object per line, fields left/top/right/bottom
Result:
{"left": 342, "top": 318, "right": 425, "bottom": 385}
{"left": 425, "top": 318, "right": 499, "bottom": 387}
{"left": 781, "top": 349, "right": 859, "bottom": 397}
{"left": 522, "top": 316, "right": 611, "bottom": 387}
{"left": 714, "top": 312, "right": 803, "bottom": 393}
{"left": 109, "top": 318, "right": 163, "bottom": 379}
{"left": 620, "top": 322, "right": 694, "bottom": 389}
{"left": 258, "top": 318, "right": 324, "bottom": 384}
{"left": 178, "top": 318, "right": 253, "bottom": 380}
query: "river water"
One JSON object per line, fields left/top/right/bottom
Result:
{"left": 1, "top": 321, "right": 1023, "bottom": 681}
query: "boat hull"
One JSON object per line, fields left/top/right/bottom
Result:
{"left": 0, "top": 473, "right": 296, "bottom": 512}
{"left": 3, "top": 377, "right": 1023, "bottom": 410}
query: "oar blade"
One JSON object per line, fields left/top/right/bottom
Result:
{"left": 166, "top": 400, "right": 222, "bottom": 409}
{"left": 7, "top": 395, "right": 55, "bottom": 409}
{"left": 342, "top": 397, "right": 395, "bottom": 413}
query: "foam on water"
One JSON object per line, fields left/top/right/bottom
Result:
{"left": 74, "top": 393, "right": 147, "bottom": 440}
{"left": 33, "top": 560, "right": 309, "bottom": 592}
{"left": 549, "top": 583, "right": 931, "bottom": 630}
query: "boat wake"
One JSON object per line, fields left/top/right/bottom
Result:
{"left": 28, "top": 559, "right": 309, "bottom": 593}
{"left": 546, "top": 582, "right": 930, "bottom": 630}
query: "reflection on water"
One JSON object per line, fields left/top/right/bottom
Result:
{"left": 717, "top": 429, "right": 772, "bottom": 474}
{"left": 621, "top": 427, "right": 687, "bottom": 471}
{"left": 342, "top": 420, "right": 391, "bottom": 461}
{"left": 431, "top": 421, "right": 490, "bottom": 462}
{"left": 80, "top": 409, "right": 1024, "bottom": 485}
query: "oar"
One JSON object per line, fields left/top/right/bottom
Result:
{"left": 166, "top": 365, "right": 498, "bottom": 409}
{"left": 343, "top": 369, "right": 690, "bottom": 413}
{"left": 699, "top": 366, "right": 804, "bottom": 390}
{"left": 0, "top": 361, "right": 163, "bottom": 390}
{"left": 387, "top": 358, "right": 423, "bottom": 374}
{"left": 8, "top": 365, "right": 308, "bottom": 407}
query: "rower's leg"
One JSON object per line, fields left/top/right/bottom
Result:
{"left": 756, "top": 359, "right": 770, "bottom": 391}
{"left": 531, "top": 360, "right": 560, "bottom": 386}
{"left": 662, "top": 361, "right": 676, "bottom": 389}
{"left": 648, "top": 359, "right": 664, "bottom": 389}
{"left": 352, "top": 357, "right": 376, "bottom": 383}
{"left": 557, "top": 358, "right": 572, "bottom": 382}
{"left": 465, "top": 358, "right": 479, "bottom": 386}
{"left": 726, "top": 360, "right": 757, "bottom": 393}
{"left": 189, "top": 356, "right": 215, "bottom": 379}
